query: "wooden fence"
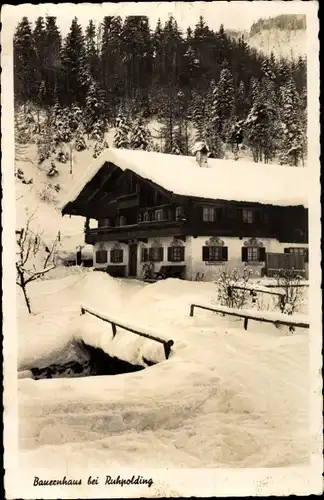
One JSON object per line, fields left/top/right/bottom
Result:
{"left": 80, "top": 305, "right": 174, "bottom": 359}
{"left": 265, "top": 252, "right": 306, "bottom": 278}
{"left": 189, "top": 303, "right": 309, "bottom": 331}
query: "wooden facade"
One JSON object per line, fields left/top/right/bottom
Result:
{"left": 62, "top": 159, "right": 308, "bottom": 279}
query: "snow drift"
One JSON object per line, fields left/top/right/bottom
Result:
{"left": 18, "top": 272, "right": 309, "bottom": 469}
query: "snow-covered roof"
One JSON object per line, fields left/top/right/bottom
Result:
{"left": 62, "top": 148, "right": 308, "bottom": 210}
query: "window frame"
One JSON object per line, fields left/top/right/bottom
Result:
{"left": 149, "top": 246, "right": 164, "bottom": 262}
{"left": 110, "top": 248, "right": 124, "bottom": 264}
{"left": 202, "top": 245, "right": 228, "bottom": 262}
{"left": 203, "top": 206, "right": 216, "bottom": 222}
{"left": 168, "top": 246, "right": 185, "bottom": 262}
{"left": 243, "top": 209, "right": 253, "bottom": 224}
{"left": 95, "top": 249, "right": 108, "bottom": 264}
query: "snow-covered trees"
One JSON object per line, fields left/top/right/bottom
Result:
{"left": 113, "top": 111, "right": 131, "bottom": 148}
{"left": 130, "top": 116, "right": 153, "bottom": 150}
{"left": 279, "top": 77, "right": 305, "bottom": 166}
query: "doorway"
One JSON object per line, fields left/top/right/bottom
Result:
{"left": 128, "top": 243, "right": 138, "bottom": 277}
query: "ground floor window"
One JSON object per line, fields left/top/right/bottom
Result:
{"left": 202, "top": 246, "right": 228, "bottom": 262}
{"left": 95, "top": 250, "right": 107, "bottom": 264}
{"left": 242, "top": 246, "right": 266, "bottom": 262}
{"left": 110, "top": 248, "right": 123, "bottom": 263}
{"left": 168, "top": 246, "right": 185, "bottom": 262}
{"left": 149, "top": 246, "right": 164, "bottom": 262}
{"left": 285, "top": 247, "right": 308, "bottom": 262}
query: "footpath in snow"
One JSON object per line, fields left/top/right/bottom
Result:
{"left": 18, "top": 272, "right": 309, "bottom": 470}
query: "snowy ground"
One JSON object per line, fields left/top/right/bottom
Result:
{"left": 18, "top": 271, "right": 310, "bottom": 472}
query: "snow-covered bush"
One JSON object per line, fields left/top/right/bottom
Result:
{"left": 56, "top": 149, "right": 69, "bottom": 163}
{"left": 215, "top": 267, "right": 253, "bottom": 309}
{"left": 274, "top": 269, "right": 304, "bottom": 313}
{"left": 93, "top": 138, "right": 109, "bottom": 159}
{"left": 37, "top": 184, "right": 58, "bottom": 204}
{"left": 47, "top": 161, "right": 59, "bottom": 178}
{"left": 74, "top": 126, "right": 87, "bottom": 151}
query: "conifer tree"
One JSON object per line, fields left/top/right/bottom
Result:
{"left": 113, "top": 111, "right": 131, "bottom": 149}
{"left": 85, "top": 20, "right": 100, "bottom": 80}
{"left": 84, "top": 79, "right": 106, "bottom": 137}
{"left": 279, "top": 77, "right": 305, "bottom": 166}
{"left": 130, "top": 115, "right": 153, "bottom": 150}
{"left": 60, "top": 17, "right": 89, "bottom": 106}
{"left": 43, "top": 16, "right": 61, "bottom": 105}
{"left": 14, "top": 17, "right": 39, "bottom": 103}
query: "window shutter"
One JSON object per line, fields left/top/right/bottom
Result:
{"left": 222, "top": 246, "right": 228, "bottom": 261}
{"left": 259, "top": 247, "right": 266, "bottom": 262}
{"left": 167, "top": 247, "right": 172, "bottom": 262}
{"left": 148, "top": 248, "right": 153, "bottom": 261}
{"left": 216, "top": 208, "right": 223, "bottom": 219}
{"left": 159, "top": 247, "right": 164, "bottom": 261}
{"left": 179, "top": 246, "right": 185, "bottom": 261}
{"left": 241, "top": 247, "right": 248, "bottom": 262}
{"left": 305, "top": 248, "right": 309, "bottom": 263}
{"left": 202, "top": 246, "right": 209, "bottom": 261}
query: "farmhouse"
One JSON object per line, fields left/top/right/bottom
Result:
{"left": 61, "top": 146, "right": 309, "bottom": 281}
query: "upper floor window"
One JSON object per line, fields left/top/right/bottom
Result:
{"left": 203, "top": 207, "right": 216, "bottom": 222}
{"left": 243, "top": 209, "right": 253, "bottom": 224}
{"left": 285, "top": 247, "right": 308, "bottom": 262}
{"left": 155, "top": 209, "right": 165, "bottom": 221}
{"left": 119, "top": 216, "right": 126, "bottom": 226}
{"left": 175, "top": 206, "right": 183, "bottom": 221}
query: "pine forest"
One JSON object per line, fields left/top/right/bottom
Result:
{"left": 14, "top": 14, "right": 307, "bottom": 168}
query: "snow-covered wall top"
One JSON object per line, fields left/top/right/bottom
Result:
{"left": 62, "top": 148, "right": 308, "bottom": 211}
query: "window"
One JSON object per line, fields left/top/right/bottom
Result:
{"left": 203, "top": 207, "right": 216, "bottom": 222}
{"left": 155, "top": 209, "right": 165, "bottom": 221}
{"left": 243, "top": 209, "right": 253, "bottom": 224}
{"left": 95, "top": 250, "right": 107, "bottom": 264}
{"left": 175, "top": 206, "right": 183, "bottom": 221}
{"left": 242, "top": 246, "right": 266, "bottom": 262}
{"left": 247, "top": 247, "right": 259, "bottom": 261}
{"left": 119, "top": 216, "right": 126, "bottom": 226}
{"left": 110, "top": 249, "right": 123, "bottom": 263}
{"left": 149, "top": 246, "right": 164, "bottom": 262}
{"left": 202, "top": 246, "right": 228, "bottom": 262}
{"left": 285, "top": 247, "right": 308, "bottom": 262}
{"left": 142, "top": 212, "right": 149, "bottom": 222}
{"left": 168, "top": 246, "right": 185, "bottom": 262}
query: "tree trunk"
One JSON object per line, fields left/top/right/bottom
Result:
{"left": 20, "top": 280, "right": 32, "bottom": 314}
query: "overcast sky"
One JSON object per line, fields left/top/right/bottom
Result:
{"left": 6, "top": 1, "right": 309, "bottom": 35}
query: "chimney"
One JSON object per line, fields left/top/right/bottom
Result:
{"left": 193, "top": 142, "right": 209, "bottom": 167}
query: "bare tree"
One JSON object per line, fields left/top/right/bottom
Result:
{"left": 16, "top": 213, "right": 59, "bottom": 313}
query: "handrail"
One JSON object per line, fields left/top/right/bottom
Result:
{"left": 80, "top": 305, "right": 174, "bottom": 359}
{"left": 189, "top": 303, "right": 309, "bottom": 331}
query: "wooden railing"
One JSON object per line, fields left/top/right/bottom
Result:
{"left": 80, "top": 305, "right": 174, "bottom": 359}
{"left": 189, "top": 303, "right": 309, "bottom": 331}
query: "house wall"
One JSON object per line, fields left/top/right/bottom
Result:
{"left": 188, "top": 236, "right": 309, "bottom": 281}
{"left": 94, "top": 236, "right": 308, "bottom": 280}
{"left": 94, "top": 241, "right": 129, "bottom": 271}
{"left": 136, "top": 236, "right": 191, "bottom": 280}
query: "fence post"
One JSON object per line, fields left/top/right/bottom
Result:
{"left": 111, "top": 323, "right": 117, "bottom": 338}
{"left": 190, "top": 304, "right": 195, "bottom": 317}
{"left": 81, "top": 307, "right": 85, "bottom": 315}
{"left": 163, "top": 340, "right": 174, "bottom": 360}
{"left": 243, "top": 317, "right": 248, "bottom": 330}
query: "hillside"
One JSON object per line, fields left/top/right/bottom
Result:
{"left": 229, "top": 14, "right": 306, "bottom": 59}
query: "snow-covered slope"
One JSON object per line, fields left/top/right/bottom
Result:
{"left": 18, "top": 273, "right": 309, "bottom": 471}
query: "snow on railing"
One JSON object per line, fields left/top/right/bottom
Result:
{"left": 189, "top": 303, "right": 309, "bottom": 332}
{"left": 80, "top": 305, "right": 174, "bottom": 360}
